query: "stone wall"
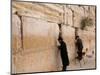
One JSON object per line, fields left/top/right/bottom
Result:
{"left": 12, "top": 1, "right": 96, "bottom": 73}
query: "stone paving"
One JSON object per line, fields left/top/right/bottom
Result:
{"left": 67, "top": 51, "right": 96, "bottom": 70}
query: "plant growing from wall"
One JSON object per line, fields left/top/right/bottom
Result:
{"left": 80, "top": 17, "right": 93, "bottom": 30}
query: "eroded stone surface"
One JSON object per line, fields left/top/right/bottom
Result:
{"left": 12, "top": 1, "right": 96, "bottom": 73}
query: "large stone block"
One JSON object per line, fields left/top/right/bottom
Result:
{"left": 77, "top": 29, "right": 95, "bottom": 52}
{"left": 12, "top": 14, "right": 22, "bottom": 54}
{"left": 12, "top": 16, "right": 62, "bottom": 73}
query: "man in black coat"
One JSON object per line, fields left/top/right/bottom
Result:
{"left": 58, "top": 36, "right": 69, "bottom": 71}
{"left": 75, "top": 36, "right": 83, "bottom": 60}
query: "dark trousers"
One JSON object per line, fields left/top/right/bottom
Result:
{"left": 62, "top": 65, "right": 67, "bottom": 71}
{"left": 77, "top": 51, "right": 82, "bottom": 60}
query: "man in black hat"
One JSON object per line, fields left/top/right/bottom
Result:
{"left": 75, "top": 36, "right": 83, "bottom": 60}
{"left": 58, "top": 36, "right": 69, "bottom": 71}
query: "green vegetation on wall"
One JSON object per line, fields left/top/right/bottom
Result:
{"left": 80, "top": 17, "right": 93, "bottom": 30}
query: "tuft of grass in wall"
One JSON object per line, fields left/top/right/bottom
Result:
{"left": 80, "top": 17, "right": 93, "bottom": 30}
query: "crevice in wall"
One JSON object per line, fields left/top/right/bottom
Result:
{"left": 15, "top": 12, "right": 24, "bottom": 51}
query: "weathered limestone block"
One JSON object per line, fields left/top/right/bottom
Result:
{"left": 13, "top": 48, "right": 59, "bottom": 73}
{"left": 13, "top": 1, "right": 61, "bottom": 23}
{"left": 12, "top": 14, "right": 23, "bottom": 73}
{"left": 22, "top": 16, "right": 59, "bottom": 49}
{"left": 90, "top": 6, "right": 96, "bottom": 18}
{"left": 12, "top": 16, "right": 61, "bottom": 73}
{"left": 70, "top": 6, "right": 85, "bottom": 27}
{"left": 12, "top": 14, "right": 21, "bottom": 54}
{"left": 77, "top": 29, "right": 95, "bottom": 52}
{"left": 66, "top": 8, "right": 73, "bottom": 26}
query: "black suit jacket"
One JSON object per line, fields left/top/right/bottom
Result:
{"left": 58, "top": 41, "right": 69, "bottom": 66}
